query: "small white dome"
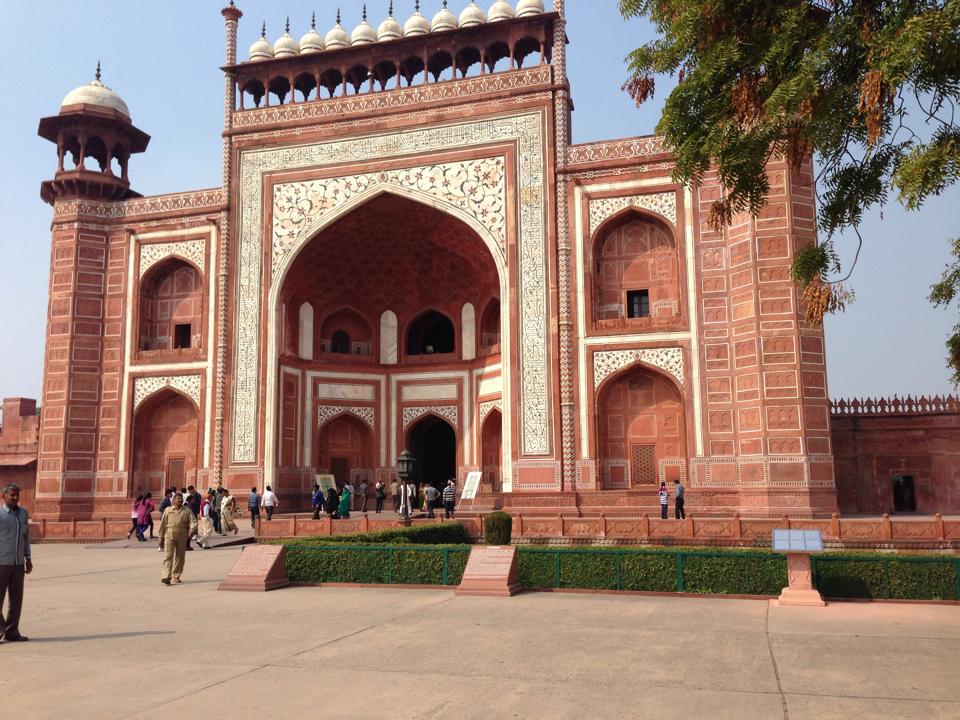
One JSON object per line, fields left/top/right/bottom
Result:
{"left": 274, "top": 19, "right": 300, "bottom": 58}
{"left": 325, "top": 11, "right": 350, "bottom": 49}
{"left": 377, "top": 3, "right": 403, "bottom": 43}
{"left": 432, "top": 1, "right": 457, "bottom": 32}
{"left": 351, "top": 6, "right": 377, "bottom": 45}
{"left": 248, "top": 23, "right": 275, "bottom": 62}
{"left": 516, "top": 0, "right": 544, "bottom": 17}
{"left": 61, "top": 65, "right": 130, "bottom": 118}
{"left": 488, "top": 1, "right": 516, "bottom": 22}
{"left": 300, "top": 13, "right": 325, "bottom": 54}
{"left": 403, "top": 2, "right": 430, "bottom": 37}
{"left": 459, "top": 2, "right": 487, "bottom": 27}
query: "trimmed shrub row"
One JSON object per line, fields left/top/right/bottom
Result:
{"left": 813, "top": 555, "right": 958, "bottom": 600}
{"left": 286, "top": 544, "right": 470, "bottom": 585}
{"left": 278, "top": 522, "right": 470, "bottom": 547}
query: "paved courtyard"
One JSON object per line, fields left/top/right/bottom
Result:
{"left": 4, "top": 544, "right": 959, "bottom": 720}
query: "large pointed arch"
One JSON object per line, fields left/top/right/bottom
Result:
{"left": 264, "top": 186, "right": 510, "bottom": 488}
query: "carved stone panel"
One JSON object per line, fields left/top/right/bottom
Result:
{"left": 589, "top": 192, "right": 677, "bottom": 234}
{"left": 593, "top": 348, "right": 685, "bottom": 389}
{"left": 139, "top": 239, "right": 206, "bottom": 279}
{"left": 133, "top": 374, "right": 202, "bottom": 411}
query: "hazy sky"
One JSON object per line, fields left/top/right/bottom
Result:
{"left": 0, "top": 0, "right": 956, "bottom": 405}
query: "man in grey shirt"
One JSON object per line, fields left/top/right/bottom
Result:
{"left": 0, "top": 483, "right": 33, "bottom": 642}
{"left": 673, "top": 479, "right": 686, "bottom": 520}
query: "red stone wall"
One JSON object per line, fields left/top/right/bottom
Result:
{"left": 0, "top": 398, "right": 40, "bottom": 510}
{"left": 315, "top": 415, "right": 374, "bottom": 488}
{"left": 832, "top": 402, "right": 960, "bottom": 514}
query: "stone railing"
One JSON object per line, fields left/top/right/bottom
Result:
{"left": 831, "top": 394, "right": 960, "bottom": 417}
{"left": 254, "top": 512, "right": 960, "bottom": 549}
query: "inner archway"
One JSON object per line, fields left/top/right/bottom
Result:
{"left": 316, "top": 414, "right": 373, "bottom": 491}
{"left": 597, "top": 365, "right": 686, "bottom": 489}
{"left": 407, "top": 415, "right": 456, "bottom": 492}
{"left": 481, "top": 408, "right": 502, "bottom": 492}
{"left": 131, "top": 389, "right": 199, "bottom": 495}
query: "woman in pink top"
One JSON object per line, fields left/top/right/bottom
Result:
{"left": 127, "top": 494, "right": 142, "bottom": 539}
{"left": 136, "top": 492, "right": 154, "bottom": 542}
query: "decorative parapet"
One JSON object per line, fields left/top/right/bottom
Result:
{"left": 53, "top": 188, "right": 225, "bottom": 221}
{"left": 831, "top": 395, "right": 960, "bottom": 417}
{"left": 565, "top": 135, "right": 669, "bottom": 168}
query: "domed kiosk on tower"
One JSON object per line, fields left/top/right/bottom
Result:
{"left": 38, "top": 63, "right": 149, "bottom": 203}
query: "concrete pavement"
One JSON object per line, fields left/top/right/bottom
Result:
{"left": 3, "top": 544, "right": 959, "bottom": 719}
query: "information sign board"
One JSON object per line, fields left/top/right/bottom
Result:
{"left": 316, "top": 474, "right": 338, "bottom": 495}
{"left": 461, "top": 471, "right": 482, "bottom": 501}
{"left": 772, "top": 529, "right": 823, "bottom": 553}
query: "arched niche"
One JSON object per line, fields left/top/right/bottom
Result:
{"left": 591, "top": 211, "right": 681, "bottom": 326}
{"left": 596, "top": 364, "right": 687, "bottom": 490}
{"left": 406, "top": 309, "right": 456, "bottom": 357}
{"left": 406, "top": 414, "right": 457, "bottom": 491}
{"left": 480, "top": 408, "right": 503, "bottom": 492}
{"left": 138, "top": 257, "right": 203, "bottom": 354}
{"left": 315, "top": 413, "right": 374, "bottom": 490}
{"left": 319, "top": 307, "right": 373, "bottom": 357}
{"left": 130, "top": 388, "right": 199, "bottom": 496}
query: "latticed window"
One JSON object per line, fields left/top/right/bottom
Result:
{"left": 631, "top": 444, "right": 656, "bottom": 485}
{"left": 627, "top": 289, "right": 650, "bottom": 318}
{"left": 166, "top": 457, "right": 186, "bottom": 487}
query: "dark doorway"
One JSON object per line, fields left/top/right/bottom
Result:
{"left": 330, "top": 457, "right": 350, "bottom": 489}
{"left": 174, "top": 323, "right": 192, "bottom": 349}
{"left": 892, "top": 475, "right": 916, "bottom": 512}
{"left": 407, "top": 415, "right": 456, "bottom": 491}
{"left": 407, "top": 310, "right": 455, "bottom": 355}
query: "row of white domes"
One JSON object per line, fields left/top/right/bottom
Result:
{"left": 248, "top": 1, "right": 546, "bottom": 61}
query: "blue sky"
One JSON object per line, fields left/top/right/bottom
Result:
{"left": 0, "top": 0, "right": 956, "bottom": 404}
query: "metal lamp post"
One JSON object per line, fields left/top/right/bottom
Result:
{"left": 397, "top": 449, "right": 415, "bottom": 523}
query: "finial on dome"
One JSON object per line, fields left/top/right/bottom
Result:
{"left": 443, "top": 0, "right": 448, "bottom": 7}
{"left": 261, "top": 21, "right": 267, "bottom": 37}
{"left": 389, "top": 0, "right": 394, "bottom": 14}
{"left": 285, "top": 16, "right": 290, "bottom": 33}
{"left": 311, "top": 11, "right": 316, "bottom": 29}
{"left": 95, "top": 61, "right": 101, "bottom": 82}
{"left": 336, "top": 7, "right": 341, "bottom": 24}
{"left": 362, "top": 4, "right": 367, "bottom": 21}
{"left": 415, "top": 0, "right": 420, "bottom": 11}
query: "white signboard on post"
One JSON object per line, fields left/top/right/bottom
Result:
{"left": 461, "top": 471, "right": 482, "bottom": 502}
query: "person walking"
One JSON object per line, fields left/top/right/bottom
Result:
{"left": 212, "top": 483, "right": 224, "bottom": 534}
{"left": 358, "top": 480, "right": 369, "bottom": 513}
{"left": 248, "top": 487, "right": 261, "bottom": 529}
{"left": 158, "top": 493, "right": 197, "bottom": 585}
{"left": 0, "top": 483, "right": 33, "bottom": 643}
{"left": 423, "top": 484, "right": 440, "bottom": 519}
{"left": 220, "top": 489, "right": 239, "bottom": 535}
{"left": 185, "top": 486, "right": 201, "bottom": 517}
{"left": 196, "top": 492, "right": 215, "bottom": 549}
{"left": 674, "top": 479, "right": 686, "bottom": 519}
{"left": 261, "top": 485, "right": 279, "bottom": 520}
{"left": 324, "top": 488, "right": 340, "bottom": 519}
{"left": 442, "top": 480, "right": 456, "bottom": 519}
{"left": 136, "top": 492, "right": 154, "bottom": 542}
{"left": 311, "top": 484, "right": 324, "bottom": 520}
{"left": 658, "top": 481, "right": 669, "bottom": 520}
{"left": 337, "top": 484, "right": 352, "bottom": 519}
{"left": 390, "top": 479, "right": 400, "bottom": 513}
{"left": 127, "top": 494, "right": 142, "bottom": 539}
{"left": 374, "top": 481, "right": 385, "bottom": 514}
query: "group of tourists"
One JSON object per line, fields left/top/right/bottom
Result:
{"left": 310, "top": 478, "right": 459, "bottom": 520}
{"left": 658, "top": 479, "right": 686, "bottom": 520}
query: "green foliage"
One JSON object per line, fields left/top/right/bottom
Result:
{"left": 484, "top": 512, "right": 513, "bottom": 545}
{"left": 517, "top": 549, "right": 558, "bottom": 588}
{"left": 284, "top": 544, "right": 470, "bottom": 585}
{"left": 277, "top": 522, "right": 470, "bottom": 547}
{"left": 620, "top": 0, "right": 960, "bottom": 377}
{"left": 620, "top": 552, "right": 676, "bottom": 592}
{"left": 930, "top": 237, "right": 960, "bottom": 384}
{"left": 814, "top": 556, "right": 958, "bottom": 600}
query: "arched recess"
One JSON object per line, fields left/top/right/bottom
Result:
{"left": 265, "top": 186, "right": 510, "bottom": 488}
{"left": 590, "top": 210, "right": 682, "bottom": 326}
{"left": 131, "top": 389, "right": 199, "bottom": 496}
{"left": 319, "top": 306, "right": 373, "bottom": 357}
{"left": 407, "top": 414, "right": 457, "bottom": 492}
{"left": 138, "top": 258, "right": 203, "bottom": 353}
{"left": 298, "top": 302, "right": 314, "bottom": 360}
{"left": 480, "top": 297, "right": 500, "bottom": 353}
{"left": 596, "top": 363, "right": 687, "bottom": 490}
{"left": 316, "top": 413, "right": 373, "bottom": 490}
{"left": 407, "top": 309, "right": 456, "bottom": 357}
{"left": 480, "top": 408, "right": 502, "bottom": 492}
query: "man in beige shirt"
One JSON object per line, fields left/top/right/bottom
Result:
{"left": 158, "top": 493, "right": 197, "bottom": 585}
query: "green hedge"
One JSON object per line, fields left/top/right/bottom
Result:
{"left": 285, "top": 544, "right": 470, "bottom": 585}
{"left": 813, "top": 555, "right": 958, "bottom": 600}
{"left": 517, "top": 548, "right": 786, "bottom": 595}
{"left": 279, "top": 522, "right": 470, "bottom": 547}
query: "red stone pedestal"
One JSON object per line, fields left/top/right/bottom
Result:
{"left": 218, "top": 545, "right": 289, "bottom": 592}
{"left": 455, "top": 546, "right": 522, "bottom": 597}
{"left": 778, "top": 552, "right": 825, "bottom": 607}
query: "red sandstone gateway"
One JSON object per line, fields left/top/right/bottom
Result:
{"left": 21, "top": 1, "right": 958, "bottom": 528}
